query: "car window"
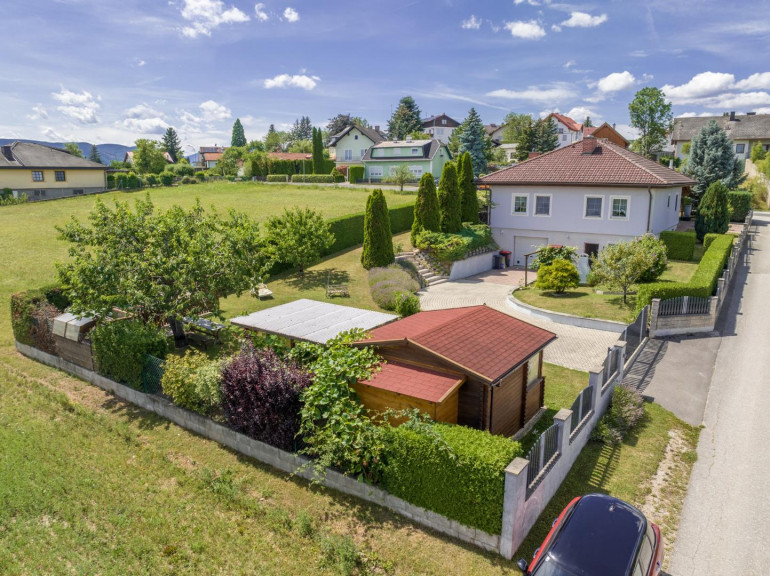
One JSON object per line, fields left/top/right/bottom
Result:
{"left": 637, "top": 533, "right": 653, "bottom": 570}
{"left": 632, "top": 562, "right": 644, "bottom": 576}
{"left": 531, "top": 555, "right": 581, "bottom": 576}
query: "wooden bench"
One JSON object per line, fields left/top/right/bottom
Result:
{"left": 185, "top": 331, "right": 216, "bottom": 351}
{"left": 326, "top": 272, "right": 350, "bottom": 298}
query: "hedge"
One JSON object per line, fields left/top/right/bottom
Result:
{"left": 324, "top": 202, "right": 414, "bottom": 256}
{"left": 91, "top": 320, "right": 168, "bottom": 389}
{"left": 703, "top": 233, "right": 720, "bottom": 251}
{"left": 10, "top": 286, "right": 71, "bottom": 352}
{"left": 290, "top": 174, "right": 334, "bottom": 183}
{"left": 728, "top": 191, "right": 753, "bottom": 222}
{"left": 266, "top": 174, "right": 288, "bottom": 183}
{"left": 636, "top": 234, "right": 734, "bottom": 311}
{"left": 659, "top": 231, "right": 695, "bottom": 261}
{"left": 381, "top": 422, "right": 522, "bottom": 534}
{"left": 348, "top": 166, "right": 364, "bottom": 182}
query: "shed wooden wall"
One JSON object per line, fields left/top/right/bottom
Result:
{"left": 490, "top": 365, "right": 524, "bottom": 437}
{"left": 351, "top": 382, "right": 460, "bottom": 425}
{"left": 54, "top": 336, "right": 94, "bottom": 371}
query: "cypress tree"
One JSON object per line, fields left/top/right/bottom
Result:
{"left": 459, "top": 152, "right": 479, "bottom": 223}
{"left": 312, "top": 128, "right": 324, "bottom": 174}
{"left": 412, "top": 173, "right": 440, "bottom": 245}
{"left": 437, "top": 162, "right": 461, "bottom": 233}
{"left": 361, "top": 189, "right": 394, "bottom": 269}
{"left": 231, "top": 119, "right": 247, "bottom": 147}
{"left": 695, "top": 181, "right": 730, "bottom": 241}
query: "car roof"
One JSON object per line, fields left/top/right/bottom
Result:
{"left": 543, "top": 494, "right": 647, "bottom": 576}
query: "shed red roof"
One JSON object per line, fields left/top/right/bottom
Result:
{"left": 481, "top": 139, "right": 696, "bottom": 188}
{"left": 365, "top": 306, "right": 556, "bottom": 382}
{"left": 359, "top": 361, "right": 463, "bottom": 403}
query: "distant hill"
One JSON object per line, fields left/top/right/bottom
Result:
{"left": 0, "top": 139, "right": 134, "bottom": 165}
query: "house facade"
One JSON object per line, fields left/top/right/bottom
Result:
{"left": 0, "top": 141, "right": 108, "bottom": 201}
{"left": 583, "top": 122, "right": 629, "bottom": 148}
{"left": 485, "top": 123, "right": 506, "bottom": 146}
{"left": 422, "top": 114, "right": 460, "bottom": 144}
{"left": 549, "top": 113, "right": 584, "bottom": 149}
{"left": 327, "top": 124, "right": 385, "bottom": 166}
{"left": 482, "top": 137, "right": 696, "bottom": 266}
{"left": 671, "top": 111, "right": 770, "bottom": 160}
{"left": 196, "top": 146, "right": 225, "bottom": 168}
{"left": 362, "top": 139, "right": 451, "bottom": 182}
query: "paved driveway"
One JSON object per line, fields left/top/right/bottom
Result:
{"left": 669, "top": 214, "right": 770, "bottom": 575}
{"left": 419, "top": 272, "right": 619, "bottom": 372}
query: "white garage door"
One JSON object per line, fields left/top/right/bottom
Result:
{"left": 514, "top": 236, "right": 548, "bottom": 267}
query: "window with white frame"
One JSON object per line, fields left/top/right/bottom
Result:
{"left": 585, "top": 196, "right": 603, "bottom": 218}
{"left": 562, "top": 134, "right": 567, "bottom": 141}
{"left": 441, "top": 118, "right": 447, "bottom": 125}
{"left": 369, "top": 166, "right": 383, "bottom": 178}
{"left": 411, "top": 148, "right": 419, "bottom": 155}
{"left": 409, "top": 166, "right": 422, "bottom": 177}
{"left": 344, "top": 149, "right": 352, "bottom": 161}
{"left": 526, "top": 354, "right": 539, "bottom": 387}
{"left": 32, "top": 170, "right": 43, "bottom": 182}
{"left": 610, "top": 197, "right": 629, "bottom": 219}
{"left": 534, "top": 194, "right": 551, "bottom": 216}
{"left": 512, "top": 194, "right": 528, "bottom": 215}
{"left": 736, "top": 143, "right": 745, "bottom": 154}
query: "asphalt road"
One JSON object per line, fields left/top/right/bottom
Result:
{"left": 669, "top": 213, "right": 770, "bottom": 575}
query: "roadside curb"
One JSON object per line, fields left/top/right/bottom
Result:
{"left": 507, "top": 288, "right": 627, "bottom": 333}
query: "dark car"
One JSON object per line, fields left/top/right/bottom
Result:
{"left": 517, "top": 493, "right": 664, "bottom": 576}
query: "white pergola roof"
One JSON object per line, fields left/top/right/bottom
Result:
{"left": 230, "top": 299, "right": 398, "bottom": 344}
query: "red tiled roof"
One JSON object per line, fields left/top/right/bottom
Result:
{"left": 201, "top": 152, "right": 224, "bottom": 162}
{"left": 550, "top": 113, "right": 583, "bottom": 133}
{"left": 481, "top": 139, "right": 696, "bottom": 187}
{"left": 583, "top": 126, "right": 597, "bottom": 137}
{"left": 366, "top": 306, "right": 556, "bottom": 382}
{"left": 268, "top": 152, "right": 312, "bottom": 161}
{"left": 359, "top": 361, "right": 463, "bottom": 403}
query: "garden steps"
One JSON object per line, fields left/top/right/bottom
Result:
{"left": 396, "top": 251, "right": 449, "bottom": 287}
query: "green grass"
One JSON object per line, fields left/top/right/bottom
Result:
{"left": 516, "top": 259, "right": 701, "bottom": 323}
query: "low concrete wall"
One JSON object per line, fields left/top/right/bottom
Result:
{"left": 15, "top": 341, "right": 500, "bottom": 553}
{"left": 449, "top": 251, "right": 496, "bottom": 281}
{"left": 507, "top": 289, "right": 627, "bottom": 333}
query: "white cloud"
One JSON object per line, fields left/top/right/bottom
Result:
{"left": 704, "top": 92, "right": 770, "bottom": 109}
{"left": 28, "top": 105, "right": 48, "bottom": 121}
{"left": 199, "top": 99, "right": 232, "bottom": 121}
{"left": 254, "top": 2, "right": 268, "bottom": 21}
{"left": 264, "top": 73, "right": 319, "bottom": 90}
{"left": 563, "top": 60, "right": 576, "bottom": 69}
{"left": 560, "top": 12, "right": 608, "bottom": 28}
{"left": 514, "top": 0, "right": 540, "bottom": 5}
{"left": 461, "top": 15, "right": 481, "bottom": 30}
{"left": 42, "top": 127, "right": 66, "bottom": 141}
{"left": 614, "top": 124, "right": 639, "bottom": 140}
{"left": 734, "top": 72, "right": 770, "bottom": 91}
{"left": 122, "top": 118, "right": 169, "bottom": 134}
{"left": 179, "top": 0, "right": 249, "bottom": 38}
{"left": 124, "top": 103, "right": 164, "bottom": 119}
{"left": 752, "top": 107, "right": 770, "bottom": 114}
{"left": 566, "top": 106, "right": 600, "bottom": 122}
{"left": 486, "top": 84, "right": 573, "bottom": 102}
{"left": 52, "top": 88, "right": 100, "bottom": 124}
{"left": 662, "top": 72, "right": 735, "bottom": 103}
{"left": 283, "top": 7, "right": 299, "bottom": 22}
{"left": 597, "top": 71, "right": 636, "bottom": 93}
{"left": 551, "top": 25, "right": 561, "bottom": 32}
{"left": 504, "top": 20, "right": 546, "bottom": 39}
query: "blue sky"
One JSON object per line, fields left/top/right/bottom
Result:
{"left": 3, "top": 0, "right": 770, "bottom": 156}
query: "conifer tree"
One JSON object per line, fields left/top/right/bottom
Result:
{"left": 88, "top": 144, "right": 102, "bottom": 164}
{"left": 458, "top": 152, "right": 479, "bottom": 223}
{"left": 231, "top": 119, "right": 247, "bottom": 147}
{"left": 361, "top": 189, "right": 394, "bottom": 269}
{"left": 695, "top": 181, "right": 730, "bottom": 240}
{"left": 387, "top": 96, "right": 422, "bottom": 140}
{"left": 458, "top": 108, "right": 487, "bottom": 177}
{"left": 687, "top": 120, "right": 746, "bottom": 199}
{"left": 411, "top": 173, "right": 440, "bottom": 244}
{"left": 437, "top": 162, "right": 461, "bottom": 233}
{"left": 533, "top": 118, "right": 559, "bottom": 153}
{"left": 312, "top": 128, "right": 324, "bottom": 174}
{"left": 161, "top": 127, "right": 182, "bottom": 162}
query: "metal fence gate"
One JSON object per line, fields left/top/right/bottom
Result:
{"left": 621, "top": 305, "right": 649, "bottom": 360}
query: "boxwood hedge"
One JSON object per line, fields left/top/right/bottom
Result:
{"left": 659, "top": 231, "right": 695, "bottom": 261}
{"left": 91, "top": 320, "right": 168, "bottom": 389}
{"left": 348, "top": 165, "right": 364, "bottom": 182}
{"left": 381, "top": 422, "right": 522, "bottom": 534}
{"left": 266, "top": 174, "right": 288, "bottom": 183}
{"left": 290, "top": 174, "right": 334, "bottom": 183}
{"left": 728, "top": 191, "right": 753, "bottom": 222}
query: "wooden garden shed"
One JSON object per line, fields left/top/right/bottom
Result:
{"left": 353, "top": 306, "right": 557, "bottom": 437}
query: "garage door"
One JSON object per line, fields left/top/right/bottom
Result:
{"left": 513, "top": 236, "right": 548, "bottom": 267}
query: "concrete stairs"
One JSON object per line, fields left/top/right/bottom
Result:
{"left": 396, "top": 251, "right": 450, "bottom": 287}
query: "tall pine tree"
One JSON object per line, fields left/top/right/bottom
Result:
{"left": 437, "top": 162, "right": 462, "bottom": 233}
{"left": 533, "top": 118, "right": 559, "bottom": 153}
{"left": 411, "top": 173, "right": 440, "bottom": 245}
{"left": 88, "top": 144, "right": 102, "bottom": 164}
{"left": 458, "top": 152, "right": 479, "bottom": 223}
{"left": 231, "top": 119, "right": 247, "bottom": 147}
{"left": 686, "top": 120, "right": 745, "bottom": 199}
{"left": 458, "top": 108, "right": 486, "bottom": 177}
{"left": 387, "top": 96, "right": 422, "bottom": 140}
{"left": 312, "top": 127, "right": 324, "bottom": 174}
{"left": 361, "top": 189, "right": 394, "bottom": 269}
{"left": 161, "top": 127, "right": 182, "bottom": 162}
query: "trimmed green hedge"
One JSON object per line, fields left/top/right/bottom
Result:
{"left": 324, "top": 202, "right": 414, "bottom": 256}
{"left": 290, "top": 174, "right": 334, "bottom": 183}
{"left": 348, "top": 165, "right": 364, "bottom": 182}
{"left": 660, "top": 231, "right": 695, "bottom": 261}
{"left": 381, "top": 422, "right": 521, "bottom": 534}
{"left": 636, "top": 234, "right": 734, "bottom": 311}
{"left": 728, "top": 191, "right": 753, "bottom": 222}
{"left": 703, "top": 233, "right": 720, "bottom": 251}
{"left": 266, "top": 174, "right": 288, "bottom": 183}
{"left": 91, "top": 320, "right": 168, "bottom": 389}
{"left": 415, "top": 224, "right": 493, "bottom": 262}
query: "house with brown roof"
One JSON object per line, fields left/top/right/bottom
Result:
{"left": 352, "top": 305, "right": 556, "bottom": 437}
{"left": 583, "top": 122, "right": 629, "bottom": 148}
{"left": 481, "top": 137, "right": 696, "bottom": 265}
{"left": 327, "top": 124, "right": 386, "bottom": 166}
{"left": 196, "top": 146, "right": 225, "bottom": 169}
{"left": 671, "top": 111, "right": 770, "bottom": 160}
{"left": 422, "top": 113, "right": 460, "bottom": 144}
{"left": 549, "top": 113, "right": 584, "bottom": 149}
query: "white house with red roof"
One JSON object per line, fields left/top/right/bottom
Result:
{"left": 481, "top": 137, "right": 696, "bottom": 266}
{"left": 549, "top": 113, "right": 584, "bottom": 149}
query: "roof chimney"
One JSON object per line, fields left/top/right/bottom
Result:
{"left": 374, "top": 125, "right": 380, "bottom": 132}
{"left": 730, "top": 111, "right": 736, "bottom": 121}
{"left": 582, "top": 135, "right": 598, "bottom": 155}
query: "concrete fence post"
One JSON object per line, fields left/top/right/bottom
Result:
{"left": 589, "top": 368, "right": 603, "bottom": 401}
{"left": 554, "top": 408, "right": 572, "bottom": 453}
{"left": 649, "top": 299, "right": 661, "bottom": 338}
{"left": 716, "top": 278, "right": 726, "bottom": 300}
{"left": 614, "top": 341, "right": 627, "bottom": 383}
{"left": 499, "top": 457, "right": 530, "bottom": 559}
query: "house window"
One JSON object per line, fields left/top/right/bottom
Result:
{"left": 526, "top": 354, "right": 539, "bottom": 387}
{"left": 73, "top": 189, "right": 84, "bottom": 195}
{"left": 411, "top": 148, "right": 419, "bottom": 155}
{"left": 736, "top": 143, "right": 745, "bottom": 154}
{"left": 534, "top": 194, "right": 551, "bottom": 216}
{"left": 33, "top": 189, "right": 47, "bottom": 197}
{"left": 409, "top": 166, "right": 423, "bottom": 177}
{"left": 32, "top": 171, "right": 43, "bottom": 182}
{"left": 558, "top": 128, "right": 564, "bottom": 134}
{"left": 675, "top": 194, "right": 679, "bottom": 210}
{"left": 55, "top": 170, "right": 65, "bottom": 182}
{"left": 360, "top": 149, "right": 366, "bottom": 158}
{"left": 344, "top": 149, "right": 353, "bottom": 161}
{"left": 354, "top": 134, "right": 359, "bottom": 140}
{"left": 585, "top": 196, "right": 603, "bottom": 218}
{"left": 512, "top": 194, "right": 528, "bottom": 215}
{"left": 562, "top": 134, "right": 567, "bottom": 141}
{"left": 442, "top": 119, "right": 447, "bottom": 125}
{"left": 393, "top": 148, "right": 401, "bottom": 155}
{"left": 667, "top": 195, "right": 670, "bottom": 208}
{"left": 610, "top": 197, "right": 628, "bottom": 219}
{"left": 368, "top": 166, "right": 383, "bottom": 178}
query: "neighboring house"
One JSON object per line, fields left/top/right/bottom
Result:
{"left": 583, "top": 122, "right": 629, "bottom": 148}
{"left": 485, "top": 123, "right": 505, "bottom": 146}
{"left": 549, "top": 113, "right": 584, "bottom": 149}
{"left": 352, "top": 305, "right": 556, "bottom": 436}
{"left": 327, "top": 124, "right": 386, "bottom": 166}
{"left": 362, "top": 139, "right": 451, "bottom": 182}
{"left": 481, "top": 137, "right": 696, "bottom": 266}
{"left": 671, "top": 111, "right": 770, "bottom": 160}
{"left": 422, "top": 113, "right": 461, "bottom": 144}
{"left": 0, "top": 141, "right": 108, "bottom": 201}
{"left": 267, "top": 152, "right": 312, "bottom": 162}
{"left": 196, "top": 146, "right": 225, "bottom": 169}
{"left": 123, "top": 150, "right": 175, "bottom": 165}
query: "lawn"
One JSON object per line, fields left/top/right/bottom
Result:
{"left": 0, "top": 181, "right": 415, "bottom": 348}
{"left": 515, "top": 259, "right": 701, "bottom": 324}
